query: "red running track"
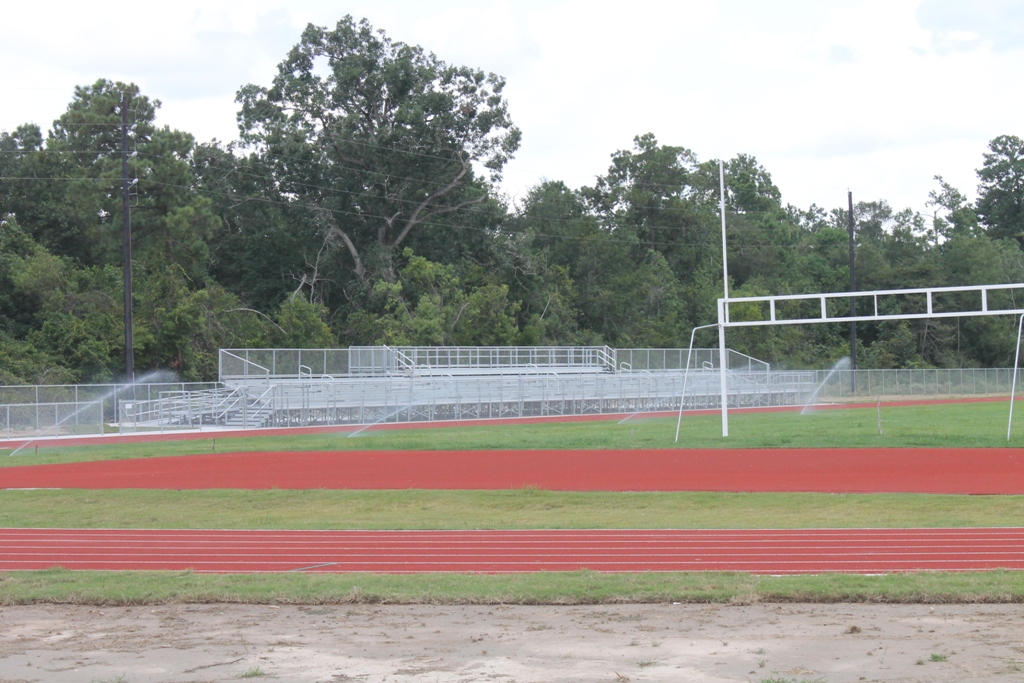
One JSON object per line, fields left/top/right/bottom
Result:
{"left": 3, "top": 448, "right": 1024, "bottom": 493}
{"left": 2, "top": 527, "right": 1024, "bottom": 574}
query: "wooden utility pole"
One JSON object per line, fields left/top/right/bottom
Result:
{"left": 120, "top": 92, "right": 134, "bottom": 386}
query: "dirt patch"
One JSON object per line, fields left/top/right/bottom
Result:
{"left": 2, "top": 603, "right": 1023, "bottom": 681}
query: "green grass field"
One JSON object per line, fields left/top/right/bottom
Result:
{"left": 4, "top": 567, "right": 1024, "bottom": 606}
{"left": 0, "top": 400, "right": 1019, "bottom": 466}
{"left": 2, "top": 489, "right": 1023, "bottom": 530}
{"left": 2, "top": 400, "right": 1023, "bottom": 605}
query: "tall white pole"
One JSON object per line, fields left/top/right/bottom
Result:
{"left": 719, "top": 301, "right": 729, "bottom": 437}
{"left": 719, "top": 160, "right": 729, "bottom": 437}
{"left": 720, "top": 160, "right": 729, "bottom": 299}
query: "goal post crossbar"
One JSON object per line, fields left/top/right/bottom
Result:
{"left": 721, "top": 283, "right": 1024, "bottom": 328}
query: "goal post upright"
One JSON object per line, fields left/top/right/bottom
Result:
{"left": 718, "top": 160, "right": 730, "bottom": 439}
{"left": 718, "top": 302, "right": 729, "bottom": 437}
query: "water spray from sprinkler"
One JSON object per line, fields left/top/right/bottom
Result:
{"left": 800, "top": 357, "right": 851, "bottom": 415}
{"left": 9, "top": 369, "right": 179, "bottom": 456}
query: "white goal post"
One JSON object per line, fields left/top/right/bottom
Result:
{"left": 675, "top": 283, "right": 1024, "bottom": 440}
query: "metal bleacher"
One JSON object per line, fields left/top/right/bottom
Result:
{"left": 117, "top": 345, "right": 815, "bottom": 432}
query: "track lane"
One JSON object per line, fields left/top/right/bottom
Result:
{"left": 3, "top": 528, "right": 1023, "bottom": 574}
{"left": 4, "top": 447, "right": 1024, "bottom": 493}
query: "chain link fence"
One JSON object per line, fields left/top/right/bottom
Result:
{"left": 0, "top": 382, "right": 218, "bottom": 440}
{"left": 813, "top": 367, "right": 1016, "bottom": 400}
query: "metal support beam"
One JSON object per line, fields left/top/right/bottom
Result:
{"left": 674, "top": 324, "right": 717, "bottom": 443}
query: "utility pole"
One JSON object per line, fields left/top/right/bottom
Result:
{"left": 848, "top": 190, "right": 856, "bottom": 390}
{"left": 120, "top": 91, "right": 134, "bottom": 387}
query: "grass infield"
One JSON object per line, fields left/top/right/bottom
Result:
{"left": 0, "top": 400, "right": 1021, "bottom": 466}
{"left": 2, "top": 568, "right": 1024, "bottom": 606}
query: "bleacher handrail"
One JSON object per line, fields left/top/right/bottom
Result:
{"left": 218, "top": 347, "right": 773, "bottom": 382}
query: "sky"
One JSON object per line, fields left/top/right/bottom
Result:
{"left": 2, "top": 0, "right": 1023, "bottom": 216}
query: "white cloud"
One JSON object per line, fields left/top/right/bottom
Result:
{"left": 918, "top": 0, "right": 1024, "bottom": 53}
{"left": 1, "top": 0, "right": 1022, "bottom": 216}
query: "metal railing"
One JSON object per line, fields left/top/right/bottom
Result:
{"left": 221, "top": 346, "right": 620, "bottom": 381}
{"left": 616, "top": 348, "right": 770, "bottom": 373}
{"left": 383, "top": 345, "right": 618, "bottom": 375}
{"left": 220, "top": 346, "right": 768, "bottom": 381}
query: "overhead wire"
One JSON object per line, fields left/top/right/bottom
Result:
{"left": 3, "top": 102, "right": 981, "bottom": 222}
{"left": 1, "top": 124, "right": 934, "bottom": 250}
{"left": 4, "top": 118, "right": 799, "bottom": 200}
{"left": 0, "top": 173, "right": 812, "bottom": 250}
{"left": 3, "top": 116, "right": 904, "bottom": 215}
{"left": 1, "top": 154, "right": 847, "bottom": 240}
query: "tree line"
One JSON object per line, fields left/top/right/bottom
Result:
{"left": 2, "top": 16, "right": 1024, "bottom": 384}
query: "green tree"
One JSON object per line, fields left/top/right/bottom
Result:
{"left": 348, "top": 251, "right": 519, "bottom": 346}
{"left": 976, "top": 134, "right": 1024, "bottom": 245}
{"left": 236, "top": 16, "right": 520, "bottom": 287}
{"left": 928, "top": 175, "right": 979, "bottom": 242}
{"left": 193, "top": 141, "right": 328, "bottom": 312}
{"left": 0, "top": 215, "right": 77, "bottom": 383}
{"left": 497, "top": 181, "right": 587, "bottom": 344}
{"left": 582, "top": 134, "right": 720, "bottom": 291}
{"left": 0, "top": 81, "right": 255, "bottom": 382}
{"left": 722, "top": 153, "right": 782, "bottom": 214}
{"left": 1, "top": 80, "right": 221, "bottom": 280}
{"left": 273, "top": 297, "right": 337, "bottom": 348}
{"left": 709, "top": 154, "right": 797, "bottom": 295}
{"left": 7, "top": 247, "right": 122, "bottom": 382}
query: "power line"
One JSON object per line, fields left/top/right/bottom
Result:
{"left": 1, "top": 141, "right": 948, "bottom": 246}
{"left": 5, "top": 118, "right": 908, "bottom": 219}
{"left": 0, "top": 175, "right": 915, "bottom": 251}
{"left": 2, "top": 158, "right": 897, "bottom": 231}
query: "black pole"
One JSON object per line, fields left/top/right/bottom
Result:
{"left": 120, "top": 92, "right": 134, "bottom": 387}
{"left": 848, "top": 191, "right": 857, "bottom": 389}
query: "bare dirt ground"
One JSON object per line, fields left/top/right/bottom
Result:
{"left": 2, "top": 603, "right": 1024, "bottom": 682}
